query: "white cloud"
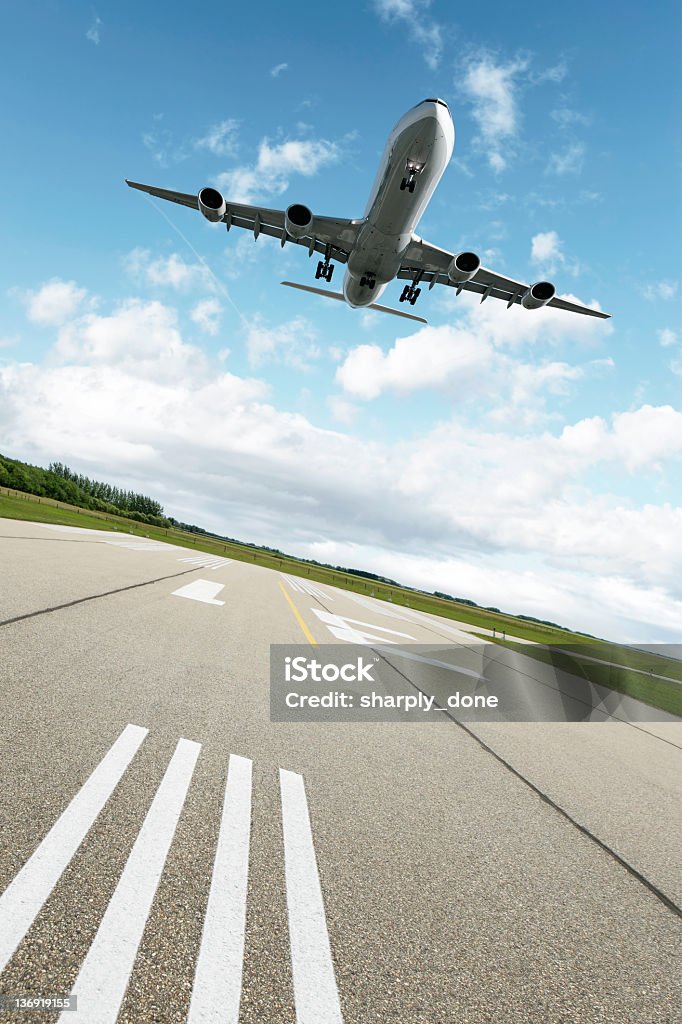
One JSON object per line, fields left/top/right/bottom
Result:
{"left": 530, "top": 230, "right": 580, "bottom": 276}
{"left": 191, "top": 299, "right": 222, "bottom": 335}
{"left": 659, "top": 328, "right": 677, "bottom": 348}
{"left": 642, "top": 280, "right": 679, "bottom": 301}
{"left": 531, "top": 230, "right": 563, "bottom": 266}
{"left": 327, "top": 395, "right": 358, "bottom": 425}
{"left": 125, "top": 248, "right": 213, "bottom": 292}
{"left": 460, "top": 54, "right": 529, "bottom": 172}
{"left": 195, "top": 119, "right": 239, "bottom": 158}
{"left": 551, "top": 107, "right": 591, "bottom": 128}
{"left": 3, "top": 277, "right": 679, "bottom": 642}
{"left": 86, "top": 15, "right": 102, "bottom": 45}
{"left": 546, "top": 142, "right": 585, "bottom": 175}
{"left": 54, "top": 299, "right": 204, "bottom": 383}
{"left": 23, "top": 279, "right": 88, "bottom": 326}
{"left": 270, "top": 62, "right": 288, "bottom": 77}
{"left": 244, "top": 315, "right": 320, "bottom": 370}
{"left": 373, "top": 0, "right": 443, "bottom": 70}
{"left": 218, "top": 136, "right": 347, "bottom": 203}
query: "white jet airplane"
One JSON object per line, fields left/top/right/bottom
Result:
{"left": 127, "top": 98, "right": 610, "bottom": 324}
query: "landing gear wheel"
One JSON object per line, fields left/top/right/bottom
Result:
{"left": 409, "top": 287, "right": 421, "bottom": 305}
{"left": 408, "top": 180, "right": 416, "bottom": 194}
{"left": 400, "top": 178, "right": 407, "bottom": 191}
{"left": 316, "top": 260, "right": 334, "bottom": 283}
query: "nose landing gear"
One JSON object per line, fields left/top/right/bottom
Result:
{"left": 400, "top": 160, "right": 425, "bottom": 194}
{"left": 360, "top": 275, "right": 377, "bottom": 290}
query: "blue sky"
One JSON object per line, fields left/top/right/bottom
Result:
{"left": 1, "top": 0, "right": 680, "bottom": 640}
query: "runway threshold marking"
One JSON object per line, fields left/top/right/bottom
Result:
{"left": 279, "top": 582, "right": 317, "bottom": 645}
{"left": 0, "top": 727, "right": 345, "bottom": 1018}
{"left": 172, "top": 579, "right": 226, "bottom": 605}
{"left": 280, "top": 769, "right": 344, "bottom": 1024}
{"left": 187, "top": 754, "right": 252, "bottom": 1024}
{"left": 0, "top": 724, "right": 148, "bottom": 973}
{"left": 61, "top": 738, "right": 201, "bottom": 1023}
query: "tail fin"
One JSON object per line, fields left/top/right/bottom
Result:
{"left": 281, "top": 281, "right": 428, "bottom": 324}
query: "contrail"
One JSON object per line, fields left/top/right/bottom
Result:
{"left": 144, "top": 196, "right": 248, "bottom": 325}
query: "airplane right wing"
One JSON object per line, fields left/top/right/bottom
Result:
{"left": 400, "top": 235, "right": 612, "bottom": 319}
{"left": 125, "top": 180, "right": 361, "bottom": 264}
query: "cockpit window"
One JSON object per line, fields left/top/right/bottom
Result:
{"left": 424, "top": 97, "right": 449, "bottom": 108}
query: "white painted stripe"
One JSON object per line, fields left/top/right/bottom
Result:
{"left": 0, "top": 724, "right": 148, "bottom": 973}
{"left": 172, "top": 580, "right": 225, "bottom": 605}
{"left": 61, "top": 738, "right": 201, "bottom": 1024}
{"left": 188, "top": 755, "right": 252, "bottom": 1024}
{"left": 280, "top": 770, "right": 343, "bottom": 1024}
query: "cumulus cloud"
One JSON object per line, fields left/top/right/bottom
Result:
{"left": 530, "top": 230, "right": 579, "bottom": 276}
{"left": 217, "top": 135, "right": 347, "bottom": 203}
{"left": 125, "top": 248, "right": 214, "bottom": 292}
{"left": 195, "top": 119, "right": 239, "bottom": 158}
{"left": 270, "top": 62, "right": 288, "bottom": 77}
{"left": 373, "top": 0, "right": 443, "bottom": 70}
{"left": 460, "top": 54, "right": 529, "bottom": 172}
{"left": 23, "top": 279, "right": 88, "bottom": 326}
{"left": 190, "top": 298, "right": 222, "bottom": 335}
{"left": 658, "top": 328, "right": 677, "bottom": 348}
{"left": 244, "top": 315, "right": 320, "bottom": 369}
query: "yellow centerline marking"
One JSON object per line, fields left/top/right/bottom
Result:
{"left": 278, "top": 582, "right": 318, "bottom": 646}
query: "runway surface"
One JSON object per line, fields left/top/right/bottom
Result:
{"left": 0, "top": 517, "right": 680, "bottom": 1023}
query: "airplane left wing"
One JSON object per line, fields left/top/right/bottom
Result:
{"left": 399, "top": 235, "right": 611, "bottom": 319}
{"left": 125, "top": 180, "right": 360, "bottom": 264}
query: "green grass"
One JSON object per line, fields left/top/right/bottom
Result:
{"left": 483, "top": 637, "right": 682, "bottom": 717}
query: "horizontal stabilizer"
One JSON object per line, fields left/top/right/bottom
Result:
{"left": 281, "top": 281, "right": 428, "bottom": 324}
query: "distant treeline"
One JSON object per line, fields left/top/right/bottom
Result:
{"left": 0, "top": 453, "right": 170, "bottom": 527}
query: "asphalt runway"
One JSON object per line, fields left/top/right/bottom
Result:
{"left": 0, "top": 517, "right": 680, "bottom": 1023}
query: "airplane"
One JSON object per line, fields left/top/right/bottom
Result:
{"left": 126, "top": 98, "right": 610, "bottom": 325}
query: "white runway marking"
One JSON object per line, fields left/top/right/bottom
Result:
{"left": 172, "top": 579, "right": 226, "bottom": 605}
{"left": 61, "top": 738, "right": 201, "bottom": 1024}
{"left": 311, "top": 608, "right": 415, "bottom": 645}
{"left": 280, "top": 769, "right": 344, "bottom": 1024}
{"left": 178, "top": 555, "right": 233, "bottom": 571}
{"left": 105, "top": 539, "right": 177, "bottom": 551}
{"left": 0, "top": 723, "right": 148, "bottom": 973}
{"left": 281, "top": 573, "right": 333, "bottom": 603}
{"left": 188, "top": 755, "right": 253, "bottom": 1024}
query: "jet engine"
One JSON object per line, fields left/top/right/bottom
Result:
{"left": 521, "top": 281, "right": 556, "bottom": 309}
{"left": 447, "top": 251, "right": 481, "bottom": 284}
{"left": 198, "top": 187, "right": 226, "bottom": 223}
{"left": 285, "top": 203, "right": 314, "bottom": 239}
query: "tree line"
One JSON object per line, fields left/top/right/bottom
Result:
{"left": 0, "top": 453, "right": 170, "bottom": 527}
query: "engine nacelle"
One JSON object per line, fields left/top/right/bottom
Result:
{"left": 198, "top": 187, "right": 226, "bottom": 223}
{"left": 285, "top": 203, "right": 313, "bottom": 239}
{"left": 447, "top": 251, "right": 481, "bottom": 284}
{"left": 521, "top": 281, "right": 556, "bottom": 310}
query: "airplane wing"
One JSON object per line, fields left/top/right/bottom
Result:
{"left": 399, "top": 236, "right": 611, "bottom": 319}
{"left": 125, "top": 180, "right": 361, "bottom": 264}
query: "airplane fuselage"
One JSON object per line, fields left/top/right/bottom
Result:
{"left": 343, "top": 99, "right": 454, "bottom": 308}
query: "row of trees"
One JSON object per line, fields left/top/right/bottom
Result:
{"left": 0, "top": 454, "right": 170, "bottom": 528}
{"left": 48, "top": 462, "right": 164, "bottom": 518}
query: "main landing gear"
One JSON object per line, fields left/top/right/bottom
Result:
{"left": 314, "top": 242, "right": 335, "bottom": 282}
{"left": 399, "top": 284, "right": 421, "bottom": 305}
{"left": 315, "top": 259, "right": 334, "bottom": 282}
